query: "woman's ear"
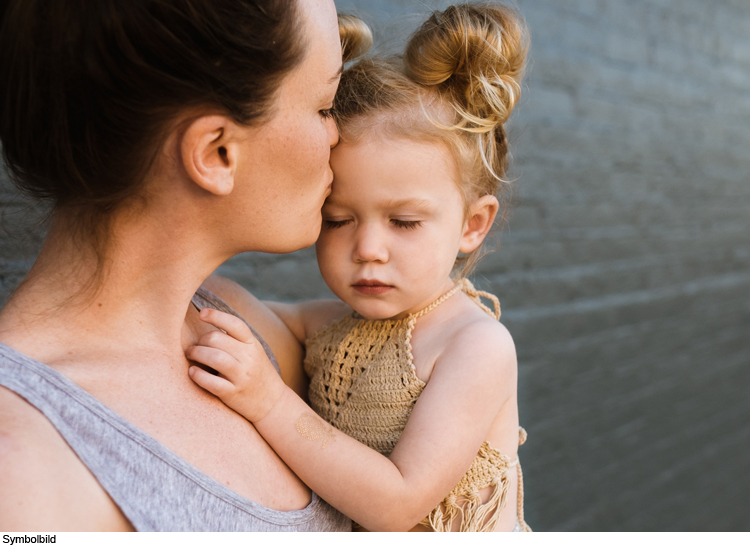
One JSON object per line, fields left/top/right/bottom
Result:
{"left": 459, "top": 195, "right": 499, "bottom": 253}
{"left": 180, "top": 115, "right": 241, "bottom": 196}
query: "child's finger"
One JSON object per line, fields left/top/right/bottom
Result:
{"left": 189, "top": 365, "right": 235, "bottom": 398}
{"left": 186, "top": 345, "right": 240, "bottom": 379}
{"left": 196, "top": 328, "right": 256, "bottom": 354}
{"left": 198, "top": 308, "right": 254, "bottom": 343}
{"left": 195, "top": 330, "right": 269, "bottom": 370}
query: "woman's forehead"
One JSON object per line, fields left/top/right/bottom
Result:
{"left": 296, "top": 0, "right": 342, "bottom": 78}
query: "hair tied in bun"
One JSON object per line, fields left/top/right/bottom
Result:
{"left": 339, "top": 14, "right": 373, "bottom": 63}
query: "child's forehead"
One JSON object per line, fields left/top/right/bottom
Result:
{"left": 325, "top": 193, "right": 436, "bottom": 210}
{"left": 333, "top": 133, "right": 450, "bottom": 163}
{"left": 331, "top": 138, "right": 455, "bottom": 188}
{"left": 336, "top": 98, "right": 455, "bottom": 144}
{"left": 329, "top": 135, "right": 461, "bottom": 207}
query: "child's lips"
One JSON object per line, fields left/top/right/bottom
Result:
{"left": 352, "top": 280, "right": 394, "bottom": 296}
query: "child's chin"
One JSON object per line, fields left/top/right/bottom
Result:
{"left": 351, "top": 303, "right": 407, "bottom": 321}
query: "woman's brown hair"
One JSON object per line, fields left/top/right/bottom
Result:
{"left": 0, "top": 0, "right": 305, "bottom": 255}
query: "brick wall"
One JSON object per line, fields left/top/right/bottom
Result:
{"left": 2, "top": 0, "right": 749, "bottom": 530}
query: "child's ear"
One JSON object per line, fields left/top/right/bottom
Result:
{"left": 459, "top": 195, "right": 499, "bottom": 253}
{"left": 180, "top": 115, "right": 241, "bottom": 196}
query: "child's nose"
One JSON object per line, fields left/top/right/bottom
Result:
{"left": 327, "top": 116, "right": 339, "bottom": 148}
{"left": 352, "top": 225, "right": 388, "bottom": 263}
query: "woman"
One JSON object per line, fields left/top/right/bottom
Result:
{"left": 0, "top": 0, "right": 350, "bottom": 530}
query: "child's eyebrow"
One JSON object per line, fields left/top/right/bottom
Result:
{"left": 323, "top": 197, "right": 435, "bottom": 212}
{"left": 384, "top": 197, "right": 435, "bottom": 211}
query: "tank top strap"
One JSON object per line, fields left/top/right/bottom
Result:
{"left": 192, "top": 286, "right": 280, "bottom": 375}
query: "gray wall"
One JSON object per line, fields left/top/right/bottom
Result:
{"left": 1, "top": 0, "right": 749, "bottom": 530}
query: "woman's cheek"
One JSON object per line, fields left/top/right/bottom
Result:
{"left": 314, "top": 123, "right": 332, "bottom": 171}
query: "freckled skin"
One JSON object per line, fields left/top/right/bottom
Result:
{"left": 0, "top": 0, "right": 345, "bottom": 532}
{"left": 296, "top": 413, "right": 336, "bottom": 448}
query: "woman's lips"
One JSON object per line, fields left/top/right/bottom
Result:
{"left": 352, "top": 280, "right": 394, "bottom": 296}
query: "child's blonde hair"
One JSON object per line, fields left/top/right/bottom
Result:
{"left": 335, "top": 4, "right": 528, "bottom": 273}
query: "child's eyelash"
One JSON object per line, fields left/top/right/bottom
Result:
{"left": 325, "top": 219, "right": 422, "bottom": 230}
{"left": 319, "top": 108, "right": 333, "bottom": 119}
{"left": 325, "top": 219, "right": 351, "bottom": 229}
{"left": 391, "top": 219, "right": 422, "bottom": 230}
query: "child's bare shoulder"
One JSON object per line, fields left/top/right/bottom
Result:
{"left": 298, "top": 299, "right": 352, "bottom": 340}
{"left": 448, "top": 312, "right": 515, "bottom": 363}
{"left": 433, "top": 300, "right": 517, "bottom": 389}
{"left": 415, "top": 301, "right": 517, "bottom": 422}
{"left": 263, "top": 299, "right": 351, "bottom": 343}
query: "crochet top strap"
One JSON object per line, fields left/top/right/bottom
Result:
{"left": 410, "top": 279, "right": 501, "bottom": 321}
{"left": 457, "top": 278, "right": 502, "bottom": 320}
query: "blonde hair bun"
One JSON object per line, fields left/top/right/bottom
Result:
{"left": 404, "top": 3, "right": 528, "bottom": 130}
{"left": 339, "top": 14, "right": 373, "bottom": 62}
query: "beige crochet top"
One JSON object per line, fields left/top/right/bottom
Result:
{"left": 305, "top": 279, "right": 531, "bottom": 532}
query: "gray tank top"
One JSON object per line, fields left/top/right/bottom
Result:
{"left": 0, "top": 287, "right": 350, "bottom": 531}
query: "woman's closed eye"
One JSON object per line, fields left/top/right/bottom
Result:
{"left": 391, "top": 219, "right": 422, "bottom": 230}
{"left": 319, "top": 108, "right": 333, "bottom": 119}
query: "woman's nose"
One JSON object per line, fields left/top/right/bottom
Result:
{"left": 353, "top": 225, "right": 388, "bottom": 263}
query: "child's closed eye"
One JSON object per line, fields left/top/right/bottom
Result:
{"left": 325, "top": 219, "right": 353, "bottom": 229}
{"left": 391, "top": 219, "right": 422, "bottom": 230}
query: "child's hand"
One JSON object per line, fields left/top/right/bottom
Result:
{"left": 186, "top": 308, "right": 286, "bottom": 423}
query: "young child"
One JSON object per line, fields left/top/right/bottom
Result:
{"left": 188, "top": 3, "right": 531, "bottom": 532}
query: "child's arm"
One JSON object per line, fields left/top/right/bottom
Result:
{"left": 201, "top": 274, "right": 308, "bottom": 397}
{"left": 202, "top": 275, "right": 347, "bottom": 398}
{"left": 187, "top": 307, "right": 516, "bottom": 531}
{"left": 263, "top": 300, "right": 352, "bottom": 344}
{"left": 263, "top": 299, "right": 350, "bottom": 398}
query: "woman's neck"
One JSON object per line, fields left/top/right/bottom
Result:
{"left": 0, "top": 207, "right": 228, "bottom": 361}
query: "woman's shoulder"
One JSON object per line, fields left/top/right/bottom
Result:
{"left": 0, "top": 386, "right": 132, "bottom": 530}
{"left": 0, "top": 385, "right": 63, "bottom": 491}
{"left": 200, "top": 274, "right": 306, "bottom": 393}
{"left": 200, "top": 274, "right": 296, "bottom": 341}
{"left": 200, "top": 274, "right": 267, "bottom": 318}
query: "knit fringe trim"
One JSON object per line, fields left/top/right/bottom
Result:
{"left": 420, "top": 472, "right": 511, "bottom": 532}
